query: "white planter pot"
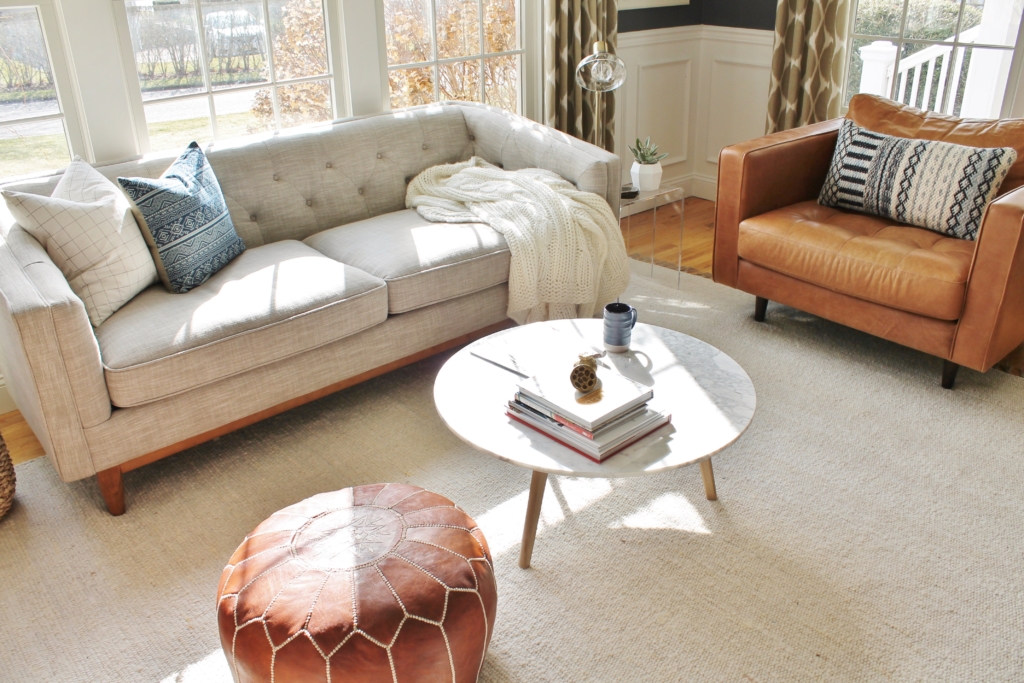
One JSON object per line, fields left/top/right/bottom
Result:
{"left": 631, "top": 161, "right": 663, "bottom": 191}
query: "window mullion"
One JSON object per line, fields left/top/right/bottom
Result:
{"left": 260, "top": 0, "right": 282, "bottom": 131}
{"left": 431, "top": 0, "right": 440, "bottom": 101}
{"left": 479, "top": 0, "right": 486, "bottom": 103}
{"left": 938, "top": 0, "right": 970, "bottom": 113}
{"left": 888, "top": 0, "right": 911, "bottom": 101}
{"left": 191, "top": 0, "right": 219, "bottom": 141}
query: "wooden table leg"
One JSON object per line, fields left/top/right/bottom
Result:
{"left": 519, "top": 471, "right": 548, "bottom": 569}
{"left": 699, "top": 459, "right": 717, "bottom": 501}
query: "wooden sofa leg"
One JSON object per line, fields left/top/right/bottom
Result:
{"left": 754, "top": 297, "right": 768, "bottom": 322}
{"left": 941, "top": 360, "right": 960, "bottom": 390}
{"left": 97, "top": 466, "right": 126, "bottom": 516}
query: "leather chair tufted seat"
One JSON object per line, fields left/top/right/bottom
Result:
{"left": 216, "top": 483, "right": 497, "bottom": 683}
{"left": 738, "top": 201, "right": 975, "bottom": 321}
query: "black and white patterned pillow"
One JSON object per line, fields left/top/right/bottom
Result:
{"left": 819, "top": 119, "right": 1017, "bottom": 240}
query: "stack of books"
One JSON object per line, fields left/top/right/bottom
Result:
{"left": 506, "top": 371, "right": 671, "bottom": 462}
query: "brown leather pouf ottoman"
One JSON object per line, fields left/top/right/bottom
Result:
{"left": 216, "top": 484, "right": 497, "bottom": 682}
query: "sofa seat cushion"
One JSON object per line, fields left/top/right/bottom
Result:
{"left": 97, "top": 240, "right": 388, "bottom": 407}
{"left": 304, "top": 209, "right": 510, "bottom": 314}
{"left": 738, "top": 201, "right": 975, "bottom": 321}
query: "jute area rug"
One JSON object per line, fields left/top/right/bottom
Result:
{"left": 1, "top": 266, "right": 1022, "bottom": 682}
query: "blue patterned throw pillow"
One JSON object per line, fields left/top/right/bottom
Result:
{"left": 118, "top": 142, "right": 245, "bottom": 293}
{"left": 819, "top": 119, "right": 1017, "bottom": 240}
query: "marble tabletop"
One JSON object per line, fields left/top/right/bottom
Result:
{"left": 434, "top": 319, "right": 757, "bottom": 477}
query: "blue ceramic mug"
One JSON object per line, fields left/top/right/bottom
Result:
{"left": 604, "top": 302, "right": 638, "bottom": 352}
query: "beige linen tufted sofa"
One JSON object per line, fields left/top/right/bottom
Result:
{"left": 0, "top": 102, "right": 619, "bottom": 515}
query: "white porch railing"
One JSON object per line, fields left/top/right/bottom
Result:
{"left": 858, "top": 26, "right": 980, "bottom": 114}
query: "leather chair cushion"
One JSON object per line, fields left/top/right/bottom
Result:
{"left": 847, "top": 94, "right": 1024, "bottom": 194}
{"left": 738, "top": 201, "right": 975, "bottom": 321}
{"left": 216, "top": 484, "right": 497, "bottom": 683}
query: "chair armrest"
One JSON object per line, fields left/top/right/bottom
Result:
{"left": 952, "top": 186, "right": 1024, "bottom": 371}
{"left": 456, "top": 102, "right": 621, "bottom": 215}
{"left": 0, "top": 226, "right": 110, "bottom": 481}
{"left": 713, "top": 119, "right": 842, "bottom": 287}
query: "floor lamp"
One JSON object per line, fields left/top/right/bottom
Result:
{"left": 575, "top": 41, "right": 627, "bottom": 152}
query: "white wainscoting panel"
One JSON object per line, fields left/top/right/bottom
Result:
{"left": 706, "top": 58, "right": 772, "bottom": 164}
{"left": 617, "top": 25, "right": 773, "bottom": 201}
{"left": 636, "top": 58, "right": 691, "bottom": 166}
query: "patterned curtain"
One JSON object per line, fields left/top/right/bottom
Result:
{"left": 765, "top": 0, "right": 851, "bottom": 134}
{"left": 544, "top": 0, "right": 618, "bottom": 152}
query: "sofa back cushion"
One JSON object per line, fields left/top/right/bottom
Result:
{"left": 1, "top": 106, "right": 474, "bottom": 249}
{"left": 846, "top": 94, "right": 1024, "bottom": 194}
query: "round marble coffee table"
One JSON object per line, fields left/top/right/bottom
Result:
{"left": 434, "top": 319, "right": 756, "bottom": 568}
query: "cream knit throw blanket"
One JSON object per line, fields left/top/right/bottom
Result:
{"left": 407, "top": 157, "right": 630, "bottom": 324}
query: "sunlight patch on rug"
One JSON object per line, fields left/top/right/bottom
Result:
{"left": 612, "top": 492, "right": 710, "bottom": 534}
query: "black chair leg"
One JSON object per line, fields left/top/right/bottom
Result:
{"left": 941, "top": 360, "right": 959, "bottom": 390}
{"left": 754, "top": 297, "right": 768, "bottom": 322}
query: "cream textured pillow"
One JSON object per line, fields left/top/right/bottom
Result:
{"left": 2, "top": 159, "right": 158, "bottom": 326}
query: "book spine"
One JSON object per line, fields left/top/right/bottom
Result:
{"left": 506, "top": 412, "right": 604, "bottom": 463}
{"left": 515, "top": 394, "right": 596, "bottom": 438}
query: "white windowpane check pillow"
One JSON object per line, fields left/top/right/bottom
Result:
{"left": 819, "top": 119, "right": 1017, "bottom": 240}
{"left": 118, "top": 142, "right": 245, "bottom": 294}
{"left": 1, "top": 158, "right": 158, "bottom": 326}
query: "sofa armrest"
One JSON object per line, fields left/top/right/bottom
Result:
{"left": 713, "top": 119, "right": 842, "bottom": 287}
{"left": 0, "top": 226, "right": 110, "bottom": 481}
{"left": 456, "top": 102, "right": 621, "bottom": 215}
{"left": 952, "top": 186, "right": 1024, "bottom": 371}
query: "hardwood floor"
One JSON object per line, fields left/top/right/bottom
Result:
{"left": 620, "top": 197, "right": 715, "bottom": 277}
{"left": 1, "top": 194, "right": 1018, "bottom": 465}
{"left": 0, "top": 410, "right": 45, "bottom": 465}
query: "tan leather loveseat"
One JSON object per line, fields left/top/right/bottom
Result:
{"left": 714, "top": 94, "right": 1024, "bottom": 388}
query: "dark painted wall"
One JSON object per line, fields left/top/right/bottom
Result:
{"left": 619, "top": 0, "right": 776, "bottom": 33}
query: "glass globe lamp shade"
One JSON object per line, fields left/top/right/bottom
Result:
{"left": 575, "top": 41, "right": 626, "bottom": 92}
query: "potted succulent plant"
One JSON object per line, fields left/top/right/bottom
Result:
{"left": 629, "top": 136, "right": 667, "bottom": 191}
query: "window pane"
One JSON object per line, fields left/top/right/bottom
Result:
{"left": 893, "top": 41, "right": 955, "bottom": 111}
{"left": 0, "top": 8, "right": 59, "bottom": 119}
{"left": 268, "top": 0, "right": 330, "bottom": 80}
{"left": 959, "top": 0, "right": 1024, "bottom": 46}
{"left": 389, "top": 66, "right": 435, "bottom": 107}
{"left": 903, "top": 0, "right": 960, "bottom": 41}
{"left": 201, "top": 1, "right": 269, "bottom": 90}
{"left": 438, "top": 59, "right": 480, "bottom": 101}
{"left": 436, "top": 0, "right": 480, "bottom": 59}
{"left": 214, "top": 89, "right": 272, "bottom": 140}
{"left": 145, "top": 97, "right": 213, "bottom": 154}
{"left": 484, "top": 54, "right": 517, "bottom": 111}
{"left": 852, "top": 0, "right": 904, "bottom": 37}
{"left": 277, "top": 79, "right": 333, "bottom": 127}
{"left": 0, "top": 119, "right": 69, "bottom": 178}
{"left": 384, "top": 0, "right": 433, "bottom": 65}
{"left": 845, "top": 38, "right": 895, "bottom": 106}
{"left": 126, "top": 0, "right": 204, "bottom": 101}
{"left": 484, "top": 0, "right": 518, "bottom": 53}
{"left": 952, "top": 46, "right": 1016, "bottom": 117}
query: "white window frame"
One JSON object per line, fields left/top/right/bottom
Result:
{"left": 334, "top": 0, "right": 542, "bottom": 121}
{"left": 113, "top": 0, "right": 339, "bottom": 155}
{"left": 0, "top": 0, "right": 88, "bottom": 166}
{"left": 843, "top": 0, "right": 1024, "bottom": 118}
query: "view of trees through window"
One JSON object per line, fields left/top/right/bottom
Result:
{"left": 385, "top": 0, "right": 521, "bottom": 111}
{"left": 846, "top": 0, "right": 1023, "bottom": 118}
{"left": 0, "top": 6, "right": 70, "bottom": 177}
{"left": 125, "top": 0, "right": 332, "bottom": 153}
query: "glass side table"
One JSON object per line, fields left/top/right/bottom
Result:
{"left": 619, "top": 185, "right": 686, "bottom": 285}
